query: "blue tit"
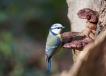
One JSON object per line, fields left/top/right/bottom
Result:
{"left": 45, "top": 23, "right": 65, "bottom": 73}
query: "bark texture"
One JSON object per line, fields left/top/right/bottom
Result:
{"left": 66, "top": 0, "right": 102, "bottom": 61}
{"left": 59, "top": 30, "right": 106, "bottom": 76}
{"left": 96, "top": 0, "right": 106, "bottom": 35}
{"left": 62, "top": 8, "right": 98, "bottom": 51}
{"left": 58, "top": 0, "right": 106, "bottom": 76}
{"left": 66, "top": 0, "right": 101, "bottom": 32}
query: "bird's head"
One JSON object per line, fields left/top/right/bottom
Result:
{"left": 49, "top": 23, "right": 65, "bottom": 35}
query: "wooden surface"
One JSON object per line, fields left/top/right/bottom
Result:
{"left": 66, "top": 0, "right": 101, "bottom": 32}
{"left": 53, "top": 0, "right": 106, "bottom": 76}
{"left": 59, "top": 0, "right": 106, "bottom": 76}
{"left": 66, "top": 0, "right": 102, "bottom": 61}
{"left": 59, "top": 30, "right": 106, "bottom": 76}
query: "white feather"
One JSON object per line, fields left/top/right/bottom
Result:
{"left": 50, "top": 23, "right": 65, "bottom": 35}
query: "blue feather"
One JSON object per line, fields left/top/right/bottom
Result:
{"left": 47, "top": 59, "right": 51, "bottom": 73}
{"left": 56, "top": 37, "right": 61, "bottom": 46}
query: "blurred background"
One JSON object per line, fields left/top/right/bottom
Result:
{"left": 0, "top": 0, "right": 73, "bottom": 76}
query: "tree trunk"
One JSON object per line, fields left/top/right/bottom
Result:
{"left": 56, "top": 0, "right": 106, "bottom": 76}
{"left": 66, "top": 0, "right": 102, "bottom": 61}
{"left": 59, "top": 30, "right": 106, "bottom": 76}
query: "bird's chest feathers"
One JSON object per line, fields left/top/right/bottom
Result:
{"left": 46, "top": 34, "right": 62, "bottom": 57}
{"left": 46, "top": 34, "right": 62, "bottom": 46}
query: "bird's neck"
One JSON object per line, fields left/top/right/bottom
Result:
{"left": 49, "top": 31, "right": 56, "bottom": 36}
{"left": 49, "top": 29, "right": 57, "bottom": 36}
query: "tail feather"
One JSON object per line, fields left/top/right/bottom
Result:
{"left": 47, "top": 59, "right": 51, "bottom": 73}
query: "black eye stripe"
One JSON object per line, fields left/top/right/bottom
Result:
{"left": 55, "top": 27, "right": 62, "bottom": 29}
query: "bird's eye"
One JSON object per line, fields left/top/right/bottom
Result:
{"left": 57, "top": 27, "right": 60, "bottom": 29}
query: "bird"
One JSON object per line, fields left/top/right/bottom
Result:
{"left": 45, "top": 23, "right": 65, "bottom": 73}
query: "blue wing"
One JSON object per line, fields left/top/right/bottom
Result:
{"left": 45, "top": 35, "right": 61, "bottom": 73}
{"left": 45, "top": 36, "right": 61, "bottom": 59}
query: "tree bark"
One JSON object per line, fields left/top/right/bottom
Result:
{"left": 66, "top": 0, "right": 102, "bottom": 61}
{"left": 56, "top": 1, "right": 106, "bottom": 76}
{"left": 59, "top": 30, "right": 106, "bottom": 76}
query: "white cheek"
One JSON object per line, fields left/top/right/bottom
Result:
{"left": 52, "top": 29, "right": 62, "bottom": 34}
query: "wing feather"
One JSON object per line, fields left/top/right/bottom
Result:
{"left": 45, "top": 35, "right": 61, "bottom": 59}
